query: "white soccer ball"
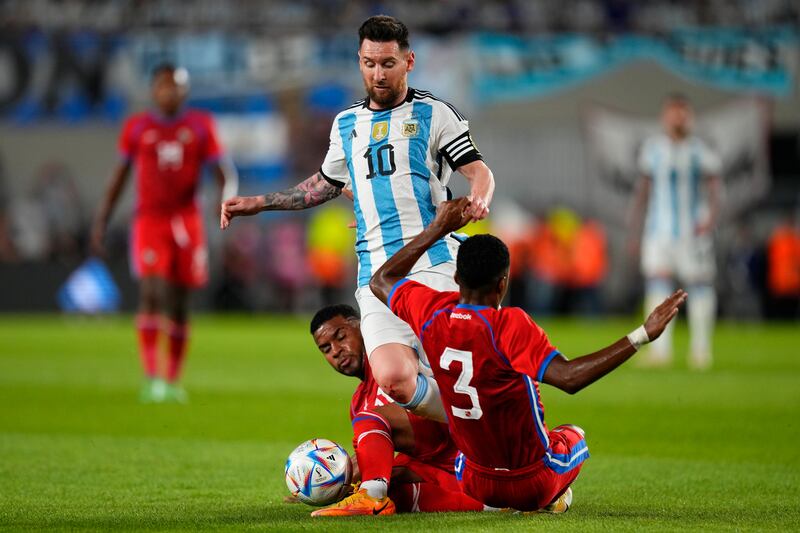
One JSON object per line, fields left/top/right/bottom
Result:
{"left": 284, "top": 438, "right": 353, "bottom": 506}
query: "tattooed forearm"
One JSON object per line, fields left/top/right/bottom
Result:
{"left": 262, "top": 173, "right": 342, "bottom": 210}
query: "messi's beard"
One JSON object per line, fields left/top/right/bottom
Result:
{"left": 367, "top": 83, "right": 405, "bottom": 107}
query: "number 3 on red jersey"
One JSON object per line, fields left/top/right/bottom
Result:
{"left": 440, "top": 348, "right": 483, "bottom": 420}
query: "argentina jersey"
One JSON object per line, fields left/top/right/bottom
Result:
{"left": 319, "top": 88, "right": 482, "bottom": 286}
{"left": 638, "top": 134, "right": 721, "bottom": 241}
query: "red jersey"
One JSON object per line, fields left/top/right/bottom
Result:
{"left": 119, "top": 109, "right": 223, "bottom": 216}
{"left": 349, "top": 355, "right": 456, "bottom": 466}
{"left": 389, "top": 279, "right": 564, "bottom": 471}
{"left": 349, "top": 356, "right": 396, "bottom": 420}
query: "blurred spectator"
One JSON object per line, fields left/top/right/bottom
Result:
{"left": 526, "top": 212, "right": 558, "bottom": 315}
{"left": 526, "top": 207, "right": 579, "bottom": 316}
{"left": 571, "top": 217, "right": 608, "bottom": 316}
{"left": 766, "top": 211, "right": 800, "bottom": 319}
{"left": 505, "top": 235, "right": 530, "bottom": 309}
{"left": 265, "top": 219, "right": 310, "bottom": 313}
{"left": 214, "top": 221, "right": 262, "bottom": 310}
{"left": 519, "top": 207, "right": 609, "bottom": 316}
{"left": 723, "top": 220, "right": 765, "bottom": 320}
{"left": 0, "top": 210, "right": 14, "bottom": 261}
{"left": 7, "top": 161, "right": 85, "bottom": 263}
{"left": 294, "top": 85, "right": 350, "bottom": 177}
{"left": 1, "top": 0, "right": 796, "bottom": 34}
{"left": 8, "top": 191, "right": 49, "bottom": 262}
{"left": 31, "top": 161, "right": 85, "bottom": 262}
{"left": 0, "top": 159, "right": 17, "bottom": 262}
{"left": 306, "top": 204, "right": 355, "bottom": 307}
{"left": 490, "top": 199, "right": 534, "bottom": 310}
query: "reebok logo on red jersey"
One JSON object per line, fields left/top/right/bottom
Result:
{"left": 451, "top": 313, "right": 472, "bottom": 320}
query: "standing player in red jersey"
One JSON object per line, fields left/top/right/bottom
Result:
{"left": 370, "top": 197, "right": 686, "bottom": 512}
{"left": 91, "top": 64, "right": 235, "bottom": 403}
{"left": 307, "top": 304, "right": 492, "bottom": 516}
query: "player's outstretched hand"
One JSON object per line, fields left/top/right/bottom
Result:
{"left": 220, "top": 195, "right": 264, "bottom": 229}
{"left": 433, "top": 197, "right": 472, "bottom": 234}
{"left": 644, "top": 289, "right": 687, "bottom": 340}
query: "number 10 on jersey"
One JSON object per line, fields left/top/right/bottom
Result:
{"left": 364, "top": 144, "right": 396, "bottom": 179}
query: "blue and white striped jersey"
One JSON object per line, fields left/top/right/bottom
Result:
{"left": 320, "top": 88, "right": 482, "bottom": 286}
{"left": 638, "top": 134, "right": 721, "bottom": 240}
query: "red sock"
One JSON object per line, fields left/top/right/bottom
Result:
{"left": 136, "top": 314, "right": 160, "bottom": 378}
{"left": 352, "top": 411, "right": 394, "bottom": 483}
{"left": 391, "top": 482, "right": 485, "bottom": 512}
{"left": 166, "top": 320, "right": 189, "bottom": 383}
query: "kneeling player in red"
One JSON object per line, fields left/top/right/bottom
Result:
{"left": 370, "top": 197, "right": 686, "bottom": 512}
{"left": 308, "top": 305, "right": 492, "bottom": 516}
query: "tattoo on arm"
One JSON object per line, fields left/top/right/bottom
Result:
{"left": 262, "top": 173, "right": 341, "bottom": 210}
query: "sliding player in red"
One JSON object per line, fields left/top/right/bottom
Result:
{"left": 91, "top": 64, "right": 235, "bottom": 403}
{"left": 309, "top": 304, "right": 491, "bottom": 516}
{"left": 370, "top": 197, "right": 686, "bottom": 512}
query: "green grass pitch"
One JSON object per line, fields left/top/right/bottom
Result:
{"left": 0, "top": 315, "right": 798, "bottom": 531}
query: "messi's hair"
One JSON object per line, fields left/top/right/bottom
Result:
{"left": 310, "top": 304, "right": 360, "bottom": 334}
{"left": 456, "top": 234, "right": 510, "bottom": 290}
{"left": 359, "top": 15, "right": 410, "bottom": 49}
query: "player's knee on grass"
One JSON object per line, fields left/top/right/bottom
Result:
{"left": 369, "top": 343, "right": 419, "bottom": 404}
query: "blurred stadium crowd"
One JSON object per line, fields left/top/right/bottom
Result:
{"left": 2, "top": 0, "right": 798, "bottom": 33}
{"left": 0, "top": 0, "right": 798, "bottom": 318}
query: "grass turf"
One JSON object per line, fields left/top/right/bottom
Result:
{"left": 0, "top": 315, "right": 798, "bottom": 531}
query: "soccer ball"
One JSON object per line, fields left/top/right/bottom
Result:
{"left": 284, "top": 438, "right": 353, "bottom": 506}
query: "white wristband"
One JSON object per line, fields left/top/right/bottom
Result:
{"left": 626, "top": 325, "right": 650, "bottom": 350}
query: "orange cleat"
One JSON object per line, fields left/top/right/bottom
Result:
{"left": 310, "top": 488, "right": 396, "bottom": 517}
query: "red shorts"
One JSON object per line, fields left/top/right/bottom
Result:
{"left": 406, "top": 413, "right": 458, "bottom": 468}
{"left": 393, "top": 453, "right": 461, "bottom": 493}
{"left": 390, "top": 412, "right": 462, "bottom": 509}
{"left": 131, "top": 211, "right": 208, "bottom": 288}
{"left": 458, "top": 424, "right": 588, "bottom": 511}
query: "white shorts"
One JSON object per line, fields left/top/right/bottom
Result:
{"left": 641, "top": 235, "right": 715, "bottom": 284}
{"left": 356, "top": 261, "right": 457, "bottom": 360}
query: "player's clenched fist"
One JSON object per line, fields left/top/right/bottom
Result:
{"left": 433, "top": 197, "right": 472, "bottom": 234}
{"left": 644, "top": 289, "right": 688, "bottom": 340}
{"left": 220, "top": 195, "right": 265, "bottom": 229}
{"left": 466, "top": 196, "right": 489, "bottom": 221}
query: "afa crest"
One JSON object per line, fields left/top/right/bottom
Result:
{"left": 401, "top": 119, "right": 419, "bottom": 137}
{"left": 371, "top": 121, "right": 389, "bottom": 141}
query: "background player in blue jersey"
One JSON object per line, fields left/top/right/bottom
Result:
{"left": 220, "top": 15, "right": 495, "bottom": 502}
{"left": 628, "top": 94, "right": 722, "bottom": 370}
